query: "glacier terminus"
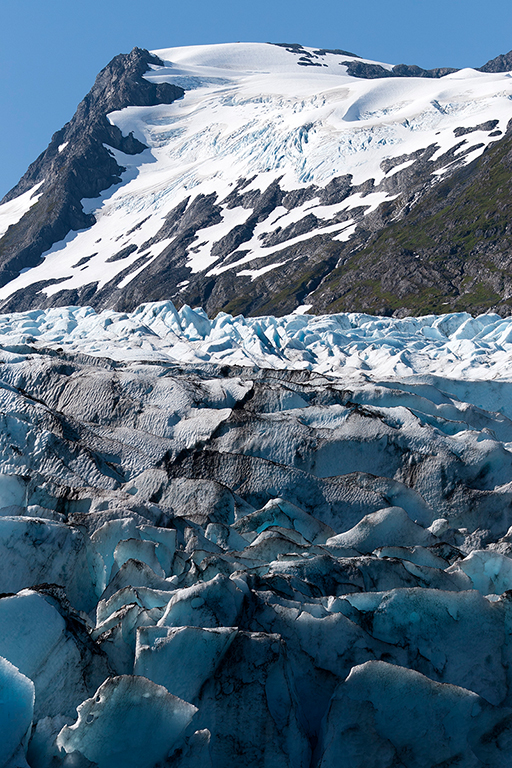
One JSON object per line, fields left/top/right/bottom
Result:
{"left": 0, "top": 302, "right": 511, "bottom": 766}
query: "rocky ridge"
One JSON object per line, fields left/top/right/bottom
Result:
{"left": 0, "top": 48, "right": 184, "bottom": 294}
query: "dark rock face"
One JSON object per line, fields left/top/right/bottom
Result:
{"left": 390, "top": 62, "right": 458, "bottom": 78}
{"left": 478, "top": 50, "right": 512, "bottom": 73}
{"left": 273, "top": 42, "right": 360, "bottom": 59}
{"left": 342, "top": 60, "right": 459, "bottom": 79}
{"left": 0, "top": 48, "right": 184, "bottom": 290}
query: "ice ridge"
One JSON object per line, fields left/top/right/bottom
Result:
{"left": 2, "top": 301, "right": 512, "bottom": 389}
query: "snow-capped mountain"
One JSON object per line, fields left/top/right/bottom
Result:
{"left": 2, "top": 42, "right": 512, "bottom": 317}
{"left": 5, "top": 45, "right": 512, "bottom": 765}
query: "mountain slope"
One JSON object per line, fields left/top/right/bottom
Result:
{"left": 2, "top": 42, "right": 512, "bottom": 316}
{"left": 309, "top": 124, "right": 512, "bottom": 316}
{"left": 0, "top": 47, "right": 184, "bottom": 297}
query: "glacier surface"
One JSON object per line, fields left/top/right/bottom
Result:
{"left": 2, "top": 302, "right": 512, "bottom": 766}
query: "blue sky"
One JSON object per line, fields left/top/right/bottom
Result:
{"left": 1, "top": 0, "right": 512, "bottom": 199}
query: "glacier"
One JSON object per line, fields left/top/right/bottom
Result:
{"left": 0, "top": 301, "right": 512, "bottom": 765}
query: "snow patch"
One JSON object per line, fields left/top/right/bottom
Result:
{"left": 0, "top": 182, "right": 44, "bottom": 240}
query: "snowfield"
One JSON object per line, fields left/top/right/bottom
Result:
{"left": 3, "top": 303, "right": 512, "bottom": 766}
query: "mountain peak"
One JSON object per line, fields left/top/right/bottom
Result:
{"left": 478, "top": 48, "right": 512, "bottom": 73}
